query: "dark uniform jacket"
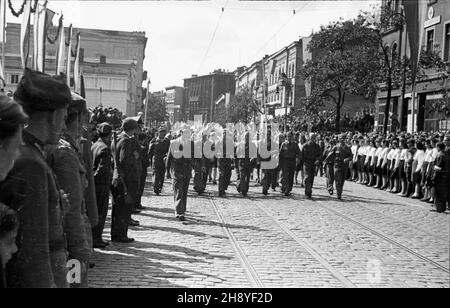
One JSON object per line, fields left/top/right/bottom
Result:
{"left": 80, "top": 132, "right": 99, "bottom": 227}
{"left": 279, "top": 141, "right": 300, "bottom": 161}
{"left": 92, "top": 138, "right": 113, "bottom": 185}
{"left": 0, "top": 131, "right": 65, "bottom": 288}
{"left": 46, "top": 135, "right": 90, "bottom": 263}
{"left": 325, "top": 145, "right": 352, "bottom": 169}
{"left": 301, "top": 142, "right": 322, "bottom": 166}
{"left": 112, "top": 132, "right": 140, "bottom": 201}
{"left": 148, "top": 137, "right": 170, "bottom": 168}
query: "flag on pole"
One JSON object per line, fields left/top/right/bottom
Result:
{"left": 56, "top": 19, "right": 65, "bottom": 75}
{"left": 0, "top": 0, "right": 5, "bottom": 87}
{"left": 33, "top": 3, "right": 39, "bottom": 70}
{"left": 80, "top": 74, "right": 86, "bottom": 98}
{"left": 37, "top": 2, "right": 52, "bottom": 72}
{"left": 403, "top": 0, "right": 428, "bottom": 83}
{"left": 73, "top": 32, "right": 81, "bottom": 91}
{"left": 20, "top": 0, "right": 32, "bottom": 69}
{"left": 66, "top": 24, "right": 72, "bottom": 86}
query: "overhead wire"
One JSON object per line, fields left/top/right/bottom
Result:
{"left": 197, "top": 0, "right": 229, "bottom": 73}
{"left": 250, "top": 2, "right": 310, "bottom": 60}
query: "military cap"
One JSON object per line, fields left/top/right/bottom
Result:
{"left": 97, "top": 122, "right": 112, "bottom": 135}
{"left": 68, "top": 91, "right": 87, "bottom": 115}
{"left": 14, "top": 68, "right": 71, "bottom": 112}
{"left": 122, "top": 118, "right": 139, "bottom": 131}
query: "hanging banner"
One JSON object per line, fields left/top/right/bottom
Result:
{"left": 0, "top": 0, "right": 5, "bottom": 87}
{"left": 37, "top": 2, "right": 50, "bottom": 72}
{"left": 56, "top": 20, "right": 65, "bottom": 75}
{"left": 32, "top": 2, "right": 39, "bottom": 70}
{"left": 73, "top": 32, "right": 80, "bottom": 91}
{"left": 66, "top": 24, "right": 72, "bottom": 85}
{"left": 20, "top": 0, "right": 31, "bottom": 69}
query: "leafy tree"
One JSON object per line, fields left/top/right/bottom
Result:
{"left": 144, "top": 92, "right": 167, "bottom": 125}
{"left": 221, "top": 87, "right": 260, "bottom": 124}
{"left": 300, "top": 15, "right": 379, "bottom": 132}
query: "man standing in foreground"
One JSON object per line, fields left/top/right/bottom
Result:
{"left": 302, "top": 133, "right": 322, "bottom": 199}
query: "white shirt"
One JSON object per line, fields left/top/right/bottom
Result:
{"left": 365, "top": 147, "right": 376, "bottom": 164}
{"left": 424, "top": 148, "right": 433, "bottom": 163}
{"left": 379, "top": 148, "right": 390, "bottom": 166}
{"left": 414, "top": 150, "right": 425, "bottom": 172}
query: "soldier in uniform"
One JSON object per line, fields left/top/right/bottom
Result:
{"left": 324, "top": 134, "right": 352, "bottom": 199}
{"left": 111, "top": 118, "right": 141, "bottom": 242}
{"left": 432, "top": 136, "right": 450, "bottom": 213}
{"left": 91, "top": 123, "right": 113, "bottom": 249}
{"left": 193, "top": 134, "right": 208, "bottom": 195}
{"left": 0, "top": 68, "right": 71, "bottom": 287}
{"left": 323, "top": 137, "right": 336, "bottom": 195}
{"left": 259, "top": 126, "right": 277, "bottom": 196}
{"left": 217, "top": 129, "right": 233, "bottom": 197}
{"left": 235, "top": 132, "right": 255, "bottom": 197}
{"left": 166, "top": 126, "right": 194, "bottom": 221}
{"left": 279, "top": 131, "right": 300, "bottom": 196}
{"left": 47, "top": 92, "right": 91, "bottom": 287}
{"left": 301, "top": 133, "right": 322, "bottom": 199}
{"left": 148, "top": 127, "right": 170, "bottom": 195}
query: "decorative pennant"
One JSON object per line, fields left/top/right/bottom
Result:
{"left": 20, "top": 0, "right": 31, "bottom": 69}
{"left": 66, "top": 24, "right": 72, "bottom": 85}
{"left": 56, "top": 18, "right": 65, "bottom": 75}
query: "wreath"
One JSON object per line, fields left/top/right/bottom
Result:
{"left": 8, "top": 0, "right": 38, "bottom": 17}
{"left": 47, "top": 15, "right": 63, "bottom": 44}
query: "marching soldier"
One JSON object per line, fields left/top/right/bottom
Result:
{"left": 323, "top": 137, "right": 336, "bottom": 195}
{"left": 136, "top": 132, "right": 151, "bottom": 209}
{"left": 279, "top": 131, "right": 300, "bottom": 196}
{"left": 324, "top": 134, "right": 352, "bottom": 199}
{"left": 47, "top": 92, "right": 91, "bottom": 287}
{"left": 148, "top": 127, "right": 170, "bottom": 195}
{"left": 111, "top": 118, "right": 141, "bottom": 243}
{"left": 193, "top": 134, "right": 208, "bottom": 195}
{"left": 259, "top": 126, "right": 278, "bottom": 196}
{"left": 217, "top": 129, "right": 233, "bottom": 197}
{"left": 302, "top": 133, "right": 322, "bottom": 199}
{"left": 91, "top": 123, "right": 113, "bottom": 249}
{"left": 235, "top": 132, "right": 255, "bottom": 197}
{"left": 0, "top": 68, "right": 71, "bottom": 287}
{"left": 166, "top": 126, "right": 194, "bottom": 221}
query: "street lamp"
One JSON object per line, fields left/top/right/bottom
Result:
{"left": 278, "top": 73, "right": 292, "bottom": 132}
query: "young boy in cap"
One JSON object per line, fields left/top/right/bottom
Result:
{"left": 0, "top": 68, "right": 71, "bottom": 287}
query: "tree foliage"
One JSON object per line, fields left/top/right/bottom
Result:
{"left": 300, "top": 15, "right": 380, "bottom": 132}
{"left": 219, "top": 87, "right": 260, "bottom": 124}
{"left": 145, "top": 92, "right": 167, "bottom": 124}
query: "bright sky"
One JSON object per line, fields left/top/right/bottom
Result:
{"left": 6, "top": 0, "right": 379, "bottom": 91}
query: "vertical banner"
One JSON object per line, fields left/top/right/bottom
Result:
{"left": 73, "top": 33, "right": 80, "bottom": 91}
{"left": 37, "top": 2, "right": 50, "bottom": 72}
{"left": 66, "top": 24, "right": 72, "bottom": 85}
{"left": 56, "top": 20, "right": 65, "bottom": 75}
{"left": 0, "top": 0, "right": 5, "bottom": 87}
{"left": 20, "top": 0, "right": 32, "bottom": 69}
{"left": 33, "top": 3, "right": 40, "bottom": 70}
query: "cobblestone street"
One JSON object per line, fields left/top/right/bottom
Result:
{"left": 89, "top": 172, "right": 450, "bottom": 288}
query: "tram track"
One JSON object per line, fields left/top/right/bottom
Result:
{"left": 207, "top": 193, "right": 265, "bottom": 288}
{"left": 272, "top": 185, "right": 450, "bottom": 275}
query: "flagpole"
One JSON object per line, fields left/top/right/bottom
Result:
{"left": 144, "top": 79, "right": 150, "bottom": 127}
{"left": 2, "top": 0, "right": 6, "bottom": 79}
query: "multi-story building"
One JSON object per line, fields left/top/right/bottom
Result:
{"left": 164, "top": 86, "right": 184, "bottom": 124}
{"left": 375, "top": 0, "right": 450, "bottom": 133}
{"left": 1, "top": 23, "right": 147, "bottom": 117}
{"left": 183, "top": 69, "right": 235, "bottom": 122}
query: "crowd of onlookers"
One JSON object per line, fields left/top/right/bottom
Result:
{"left": 273, "top": 109, "right": 375, "bottom": 133}
{"left": 89, "top": 106, "right": 124, "bottom": 129}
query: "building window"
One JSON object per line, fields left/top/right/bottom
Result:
{"left": 79, "top": 48, "right": 84, "bottom": 63}
{"left": 426, "top": 29, "right": 434, "bottom": 52}
{"left": 10, "top": 74, "right": 19, "bottom": 84}
{"left": 391, "top": 42, "right": 398, "bottom": 65}
{"left": 100, "top": 55, "right": 106, "bottom": 64}
{"left": 444, "top": 24, "right": 450, "bottom": 62}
